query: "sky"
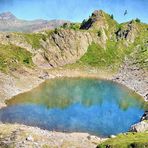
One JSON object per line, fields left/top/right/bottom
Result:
{"left": 0, "top": 0, "right": 147, "bottom": 23}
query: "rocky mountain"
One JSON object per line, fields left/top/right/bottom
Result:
{"left": 0, "top": 12, "right": 70, "bottom": 32}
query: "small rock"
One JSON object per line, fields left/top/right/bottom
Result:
{"left": 123, "top": 133, "right": 128, "bottom": 135}
{"left": 141, "top": 111, "right": 148, "bottom": 121}
{"left": 22, "top": 141, "right": 26, "bottom": 144}
{"left": 26, "top": 135, "right": 34, "bottom": 142}
{"left": 6, "top": 35, "right": 10, "bottom": 38}
{"left": 33, "top": 142, "right": 39, "bottom": 146}
{"left": 109, "top": 135, "right": 116, "bottom": 138}
{"left": 87, "top": 135, "right": 91, "bottom": 140}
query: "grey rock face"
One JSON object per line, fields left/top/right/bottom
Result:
{"left": 115, "top": 21, "right": 138, "bottom": 43}
{"left": 80, "top": 10, "right": 109, "bottom": 30}
{"left": 129, "top": 121, "right": 148, "bottom": 132}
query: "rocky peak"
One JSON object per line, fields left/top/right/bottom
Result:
{"left": 80, "top": 10, "right": 109, "bottom": 30}
{"left": 91, "top": 10, "right": 105, "bottom": 19}
{"left": 0, "top": 12, "right": 17, "bottom": 20}
{"left": 115, "top": 21, "right": 139, "bottom": 43}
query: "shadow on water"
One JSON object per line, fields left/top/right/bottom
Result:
{"left": 0, "top": 78, "right": 147, "bottom": 136}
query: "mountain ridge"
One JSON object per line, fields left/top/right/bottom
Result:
{"left": 0, "top": 11, "right": 17, "bottom": 20}
{"left": 0, "top": 11, "right": 70, "bottom": 32}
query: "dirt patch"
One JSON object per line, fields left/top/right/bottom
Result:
{"left": 0, "top": 123, "right": 107, "bottom": 148}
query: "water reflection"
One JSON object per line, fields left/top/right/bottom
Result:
{"left": 0, "top": 78, "right": 147, "bottom": 136}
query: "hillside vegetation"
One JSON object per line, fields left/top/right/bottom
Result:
{"left": 0, "top": 44, "right": 33, "bottom": 73}
{"left": 97, "top": 132, "right": 148, "bottom": 148}
{"left": 0, "top": 10, "right": 147, "bottom": 73}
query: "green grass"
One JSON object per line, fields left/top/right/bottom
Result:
{"left": 77, "top": 41, "right": 133, "bottom": 71}
{"left": 76, "top": 22, "right": 148, "bottom": 71}
{"left": 61, "top": 23, "right": 81, "bottom": 30}
{"left": 127, "top": 23, "right": 148, "bottom": 70}
{"left": 23, "top": 33, "right": 46, "bottom": 49}
{"left": 0, "top": 17, "right": 147, "bottom": 74}
{"left": 0, "top": 44, "right": 34, "bottom": 72}
{"left": 143, "top": 120, "right": 148, "bottom": 123}
{"left": 134, "top": 45, "right": 148, "bottom": 70}
{"left": 98, "top": 132, "right": 148, "bottom": 148}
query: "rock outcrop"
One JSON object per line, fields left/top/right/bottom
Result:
{"left": 130, "top": 111, "right": 148, "bottom": 132}
{"left": 0, "top": 29, "right": 106, "bottom": 69}
{"left": 80, "top": 10, "right": 109, "bottom": 30}
{"left": 115, "top": 21, "right": 139, "bottom": 43}
{"left": 130, "top": 121, "right": 148, "bottom": 132}
{"left": 43, "top": 29, "right": 93, "bottom": 68}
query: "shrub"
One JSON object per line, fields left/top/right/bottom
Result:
{"left": 135, "top": 18, "right": 141, "bottom": 23}
{"left": 110, "top": 14, "right": 114, "bottom": 19}
{"left": 62, "top": 23, "right": 68, "bottom": 29}
{"left": 69, "top": 23, "right": 80, "bottom": 30}
{"left": 97, "top": 30, "right": 102, "bottom": 37}
{"left": 23, "top": 57, "right": 30, "bottom": 64}
{"left": 54, "top": 28, "right": 58, "bottom": 34}
{"left": 97, "top": 132, "right": 148, "bottom": 148}
{"left": 81, "top": 19, "right": 87, "bottom": 26}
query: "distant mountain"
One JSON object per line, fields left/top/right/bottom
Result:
{"left": 0, "top": 12, "right": 70, "bottom": 32}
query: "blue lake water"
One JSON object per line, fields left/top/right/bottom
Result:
{"left": 0, "top": 78, "right": 147, "bottom": 136}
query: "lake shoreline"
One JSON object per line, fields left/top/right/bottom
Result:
{"left": 0, "top": 67, "right": 147, "bottom": 148}
{"left": 0, "top": 66, "right": 147, "bottom": 108}
{"left": 0, "top": 123, "right": 108, "bottom": 148}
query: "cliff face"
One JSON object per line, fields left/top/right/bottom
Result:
{"left": 0, "top": 30, "right": 93, "bottom": 69}
{"left": 38, "top": 30, "right": 93, "bottom": 68}
{"left": 115, "top": 21, "right": 140, "bottom": 43}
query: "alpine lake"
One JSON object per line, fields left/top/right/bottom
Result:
{"left": 0, "top": 77, "right": 147, "bottom": 137}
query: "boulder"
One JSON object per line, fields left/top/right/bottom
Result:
{"left": 129, "top": 121, "right": 148, "bottom": 132}
{"left": 26, "top": 135, "right": 34, "bottom": 142}
{"left": 141, "top": 111, "right": 148, "bottom": 121}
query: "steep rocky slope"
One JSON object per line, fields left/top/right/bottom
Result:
{"left": 0, "top": 12, "right": 69, "bottom": 32}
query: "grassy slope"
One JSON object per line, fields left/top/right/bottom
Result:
{"left": 131, "top": 23, "right": 148, "bottom": 70}
{"left": 0, "top": 15, "right": 147, "bottom": 74}
{"left": 23, "top": 33, "right": 46, "bottom": 49}
{"left": 75, "top": 21, "right": 148, "bottom": 71}
{"left": 63, "top": 14, "right": 148, "bottom": 72}
{"left": 78, "top": 41, "right": 130, "bottom": 71}
{"left": 0, "top": 44, "right": 33, "bottom": 72}
{"left": 97, "top": 132, "right": 148, "bottom": 148}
